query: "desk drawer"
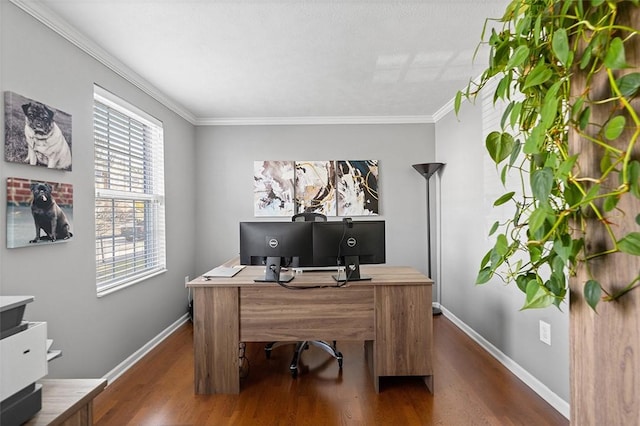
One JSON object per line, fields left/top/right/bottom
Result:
{"left": 240, "top": 286, "right": 374, "bottom": 341}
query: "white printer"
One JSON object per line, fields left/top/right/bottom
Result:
{"left": 0, "top": 296, "right": 48, "bottom": 425}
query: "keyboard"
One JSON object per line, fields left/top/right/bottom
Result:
{"left": 291, "top": 266, "right": 346, "bottom": 273}
{"left": 203, "top": 265, "right": 246, "bottom": 278}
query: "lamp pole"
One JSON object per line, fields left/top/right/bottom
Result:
{"left": 412, "top": 162, "right": 444, "bottom": 315}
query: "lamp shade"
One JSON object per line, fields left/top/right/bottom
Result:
{"left": 412, "top": 163, "right": 444, "bottom": 180}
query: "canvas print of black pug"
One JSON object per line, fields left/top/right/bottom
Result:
{"left": 29, "top": 182, "right": 73, "bottom": 243}
{"left": 4, "top": 91, "right": 72, "bottom": 171}
{"left": 5, "top": 178, "right": 74, "bottom": 248}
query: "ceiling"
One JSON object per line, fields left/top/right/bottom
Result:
{"left": 16, "top": 0, "right": 510, "bottom": 125}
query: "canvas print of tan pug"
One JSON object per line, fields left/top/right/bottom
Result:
{"left": 4, "top": 91, "right": 72, "bottom": 171}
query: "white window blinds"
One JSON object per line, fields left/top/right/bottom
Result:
{"left": 93, "top": 85, "right": 166, "bottom": 296}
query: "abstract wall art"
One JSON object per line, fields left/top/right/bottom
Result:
{"left": 294, "top": 160, "right": 336, "bottom": 216}
{"left": 253, "top": 161, "right": 295, "bottom": 216}
{"left": 336, "top": 160, "right": 379, "bottom": 216}
{"left": 253, "top": 159, "right": 379, "bottom": 217}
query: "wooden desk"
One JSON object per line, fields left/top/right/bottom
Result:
{"left": 187, "top": 264, "right": 434, "bottom": 395}
{"left": 25, "top": 379, "right": 106, "bottom": 426}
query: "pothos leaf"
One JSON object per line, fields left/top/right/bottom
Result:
{"left": 486, "top": 131, "right": 516, "bottom": 164}
{"left": 509, "top": 141, "right": 522, "bottom": 166}
{"left": 517, "top": 274, "right": 537, "bottom": 294}
{"left": 540, "top": 92, "right": 558, "bottom": 129}
{"left": 528, "top": 244, "right": 542, "bottom": 263}
{"left": 584, "top": 280, "right": 601, "bottom": 312}
{"left": 616, "top": 72, "right": 640, "bottom": 98}
{"left": 533, "top": 14, "right": 541, "bottom": 45}
{"left": 557, "top": 155, "right": 578, "bottom": 181}
{"left": 476, "top": 267, "right": 493, "bottom": 284}
{"left": 531, "top": 168, "right": 554, "bottom": 201}
{"left": 489, "top": 221, "right": 500, "bottom": 236}
{"left": 552, "top": 29, "right": 570, "bottom": 65}
{"left": 604, "top": 115, "right": 626, "bottom": 140}
{"left": 495, "top": 234, "right": 509, "bottom": 256}
{"left": 522, "top": 281, "right": 554, "bottom": 310}
{"left": 604, "top": 37, "right": 628, "bottom": 70}
{"left": 580, "top": 44, "right": 593, "bottom": 70}
{"left": 494, "top": 191, "right": 515, "bottom": 206}
{"left": 510, "top": 101, "right": 522, "bottom": 129}
{"left": 618, "top": 232, "right": 640, "bottom": 255}
{"left": 524, "top": 125, "right": 544, "bottom": 154}
{"left": 564, "top": 182, "right": 583, "bottom": 207}
{"left": 523, "top": 61, "right": 553, "bottom": 90}
{"left": 480, "top": 250, "right": 492, "bottom": 268}
{"left": 603, "top": 194, "right": 620, "bottom": 212}
{"left": 579, "top": 106, "right": 591, "bottom": 130}
{"left": 553, "top": 235, "right": 573, "bottom": 263}
{"left": 507, "top": 45, "right": 530, "bottom": 69}
{"left": 454, "top": 90, "right": 463, "bottom": 114}
{"left": 528, "top": 206, "right": 549, "bottom": 234}
{"left": 501, "top": 102, "right": 515, "bottom": 129}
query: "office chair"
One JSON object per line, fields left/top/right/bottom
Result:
{"left": 264, "top": 212, "right": 343, "bottom": 378}
{"left": 291, "top": 212, "right": 328, "bottom": 222}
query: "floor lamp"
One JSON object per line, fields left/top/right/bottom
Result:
{"left": 412, "top": 162, "right": 444, "bottom": 315}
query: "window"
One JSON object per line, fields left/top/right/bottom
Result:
{"left": 93, "top": 85, "right": 166, "bottom": 296}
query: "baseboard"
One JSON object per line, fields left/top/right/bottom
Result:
{"left": 102, "top": 313, "right": 190, "bottom": 385}
{"left": 441, "top": 306, "right": 570, "bottom": 420}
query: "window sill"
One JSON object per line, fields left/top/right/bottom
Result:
{"left": 97, "top": 268, "right": 168, "bottom": 298}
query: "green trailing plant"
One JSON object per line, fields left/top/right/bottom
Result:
{"left": 455, "top": 0, "right": 640, "bottom": 311}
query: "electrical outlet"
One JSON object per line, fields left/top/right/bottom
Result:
{"left": 539, "top": 320, "right": 551, "bottom": 345}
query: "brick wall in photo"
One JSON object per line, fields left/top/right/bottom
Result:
{"left": 6, "top": 177, "right": 73, "bottom": 207}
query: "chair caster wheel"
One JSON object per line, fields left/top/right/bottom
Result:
{"left": 337, "top": 352, "right": 343, "bottom": 369}
{"left": 290, "top": 367, "right": 298, "bottom": 378}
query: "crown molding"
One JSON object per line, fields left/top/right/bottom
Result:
{"left": 10, "top": 0, "right": 197, "bottom": 125}
{"left": 432, "top": 96, "right": 457, "bottom": 123}
{"left": 196, "top": 114, "right": 435, "bottom": 126}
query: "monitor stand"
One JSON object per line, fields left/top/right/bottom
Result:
{"left": 254, "top": 256, "right": 295, "bottom": 283}
{"left": 332, "top": 256, "right": 372, "bottom": 282}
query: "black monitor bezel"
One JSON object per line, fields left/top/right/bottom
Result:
{"left": 239, "top": 221, "right": 314, "bottom": 267}
{"left": 311, "top": 220, "right": 386, "bottom": 267}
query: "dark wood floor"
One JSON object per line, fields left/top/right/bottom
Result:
{"left": 93, "top": 315, "right": 568, "bottom": 425}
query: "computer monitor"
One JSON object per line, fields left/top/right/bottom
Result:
{"left": 239, "top": 221, "right": 314, "bottom": 282}
{"left": 312, "top": 219, "right": 385, "bottom": 282}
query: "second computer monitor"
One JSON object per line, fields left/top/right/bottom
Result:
{"left": 239, "top": 221, "right": 314, "bottom": 282}
{"left": 312, "top": 220, "right": 386, "bottom": 281}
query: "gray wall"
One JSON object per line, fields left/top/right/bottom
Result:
{"left": 435, "top": 99, "right": 570, "bottom": 402}
{"left": 0, "top": 3, "right": 197, "bottom": 378}
{"left": 194, "top": 124, "right": 435, "bottom": 276}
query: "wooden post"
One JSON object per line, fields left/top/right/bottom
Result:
{"left": 569, "top": 5, "right": 640, "bottom": 424}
